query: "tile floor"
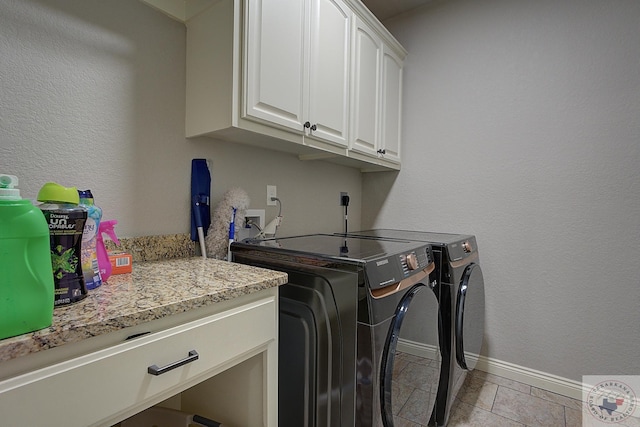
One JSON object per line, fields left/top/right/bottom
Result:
{"left": 391, "top": 352, "right": 640, "bottom": 427}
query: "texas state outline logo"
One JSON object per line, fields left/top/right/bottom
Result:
{"left": 584, "top": 377, "right": 637, "bottom": 425}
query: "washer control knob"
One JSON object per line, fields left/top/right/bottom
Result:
{"left": 406, "top": 253, "right": 419, "bottom": 270}
{"left": 462, "top": 241, "right": 472, "bottom": 253}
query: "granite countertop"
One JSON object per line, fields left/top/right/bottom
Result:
{"left": 0, "top": 257, "right": 287, "bottom": 363}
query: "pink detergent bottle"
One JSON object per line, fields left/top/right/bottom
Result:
{"left": 96, "top": 220, "right": 120, "bottom": 283}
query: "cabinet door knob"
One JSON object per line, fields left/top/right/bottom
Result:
{"left": 147, "top": 350, "right": 199, "bottom": 376}
{"left": 310, "top": 124, "right": 317, "bottom": 131}
{"left": 304, "top": 121, "right": 311, "bottom": 129}
{"left": 377, "top": 149, "right": 386, "bottom": 155}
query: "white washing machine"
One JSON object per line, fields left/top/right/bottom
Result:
{"left": 344, "top": 230, "right": 486, "bottom": 426}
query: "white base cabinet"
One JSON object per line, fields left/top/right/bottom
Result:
{"left": 0, "top": 288, "right": 278, "bottom": 427}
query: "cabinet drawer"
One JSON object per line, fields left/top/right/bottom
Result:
{"left": 0, "top": 296, "right": 276, "bottom": 427}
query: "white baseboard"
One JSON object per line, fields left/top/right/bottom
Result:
{"left": 397, "top": 338, "right": 583, "bottom": 400}
{"left": 396, "top": 338, "right": 439, "bottom": 361}
{"left": 474, "top": 354, "right": 584, "bottom": 400}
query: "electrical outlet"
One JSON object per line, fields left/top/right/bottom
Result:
{"left": 267, "top": 185, "right": 277, "bottom": 206}
{"left": 244, "top": 209, "right": 265, "bottom": 229}
{"left": 340, "top": 192, "right": 349, "bottom": 206}
{"left": 237, "top": 209, "right": 265, "bottom": 242}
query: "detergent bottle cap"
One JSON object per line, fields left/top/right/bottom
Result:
{"left": 0, "top": 174, "right": 21, "bottom": 200}
{"left": 37, "top": 182, "right": 80, "bottom": 204}
{"left": 78, "top": 189, "right": 94, "bottom": 200}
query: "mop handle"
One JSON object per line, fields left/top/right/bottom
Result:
{"left": 227, "top": 207, "right": 237, "bottom": 261}
{"left": 198, "top": 227, "right": 206, "bottom": 259}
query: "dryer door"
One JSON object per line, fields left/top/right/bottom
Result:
{"left": 455, "top": 263, "right": 485, "bottom": 371}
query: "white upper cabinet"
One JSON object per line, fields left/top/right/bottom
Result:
{"left": 380, "top": 44, "right": 403, "bottom": 163}
{"left": 181, "top": 0, "right": 405, "bottom": 171}
{"left": 307, "top": 0, "right": 351, "bottom": 147}
{"left": 244, "top": 0, "right": 307, "bottom": 133}
{"left": 350, "top": 17, "right": 381, "bottom": 157}
{"left": 245, "top": 0, "right": 351, "bottom": 148}
{"left": 350, "top": 16, "right": 403, "bottom": 164}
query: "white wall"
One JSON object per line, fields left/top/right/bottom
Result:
{"left": 363, "top": 0, "right": 640, "bottom": 381}
{"left": 5, "top": 0, "right": 638, "bottom": 387}
{"left": 0, "top": 0, "right": 361, "bottom": 239}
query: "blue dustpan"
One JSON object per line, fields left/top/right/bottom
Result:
{"left": 191, "top": 159, "right": 211, "bottom": 258}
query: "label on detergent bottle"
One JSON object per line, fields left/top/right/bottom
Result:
{"left": 41, "top": 207, "right": 88, "bottom": 306}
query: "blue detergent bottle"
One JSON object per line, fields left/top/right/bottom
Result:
{"left": 78, "top": 190, "right": 102, "bottom": 290}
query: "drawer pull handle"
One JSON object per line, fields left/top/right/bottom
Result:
{"left": 147, "top": 350, "right": 199, "bottom": 376}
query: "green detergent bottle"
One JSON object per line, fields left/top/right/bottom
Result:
{"left": 0, "top": 174, "right": 55, "bottom": 340}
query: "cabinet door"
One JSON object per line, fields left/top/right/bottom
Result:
{"left": 244, "top": 0, "right": 308, "bottom": 132}
{"left": 306, "top": 0, "right": 351, "bottom": 147}
{"left": 380, "top": 44, "right": 403, "bottom": 163}
{"left": 350, "top": 17, "right": 381, "bottom": 157}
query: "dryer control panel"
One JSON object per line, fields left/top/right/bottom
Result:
{"left": 447, "top": 236, "right": 478, "bottom": 261}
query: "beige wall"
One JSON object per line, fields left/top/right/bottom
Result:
{"left": 5, "top": 0, "right": 638, "bottom": 387}
{"left": 364, "top": 0, "right": 640, "bottom": 381}
{"left": 0, "top": 0, "right": 362, "bottom": 239}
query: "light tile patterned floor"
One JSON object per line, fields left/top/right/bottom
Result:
{"left": 391, "top": 352, "right": 589, "bottom": 427}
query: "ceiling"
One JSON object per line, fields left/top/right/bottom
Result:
{"left": 361, "top": 0, "right": 434, "bottom": 21}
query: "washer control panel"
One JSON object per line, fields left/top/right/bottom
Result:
{"left": 366, "top": 244, "right": 434, "bottom": 290}
{"left": 405, "top": 253, "right": 419, "bottom": 270}
{"left": 400, "top": 250, "right": 431, "bottom": 274}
